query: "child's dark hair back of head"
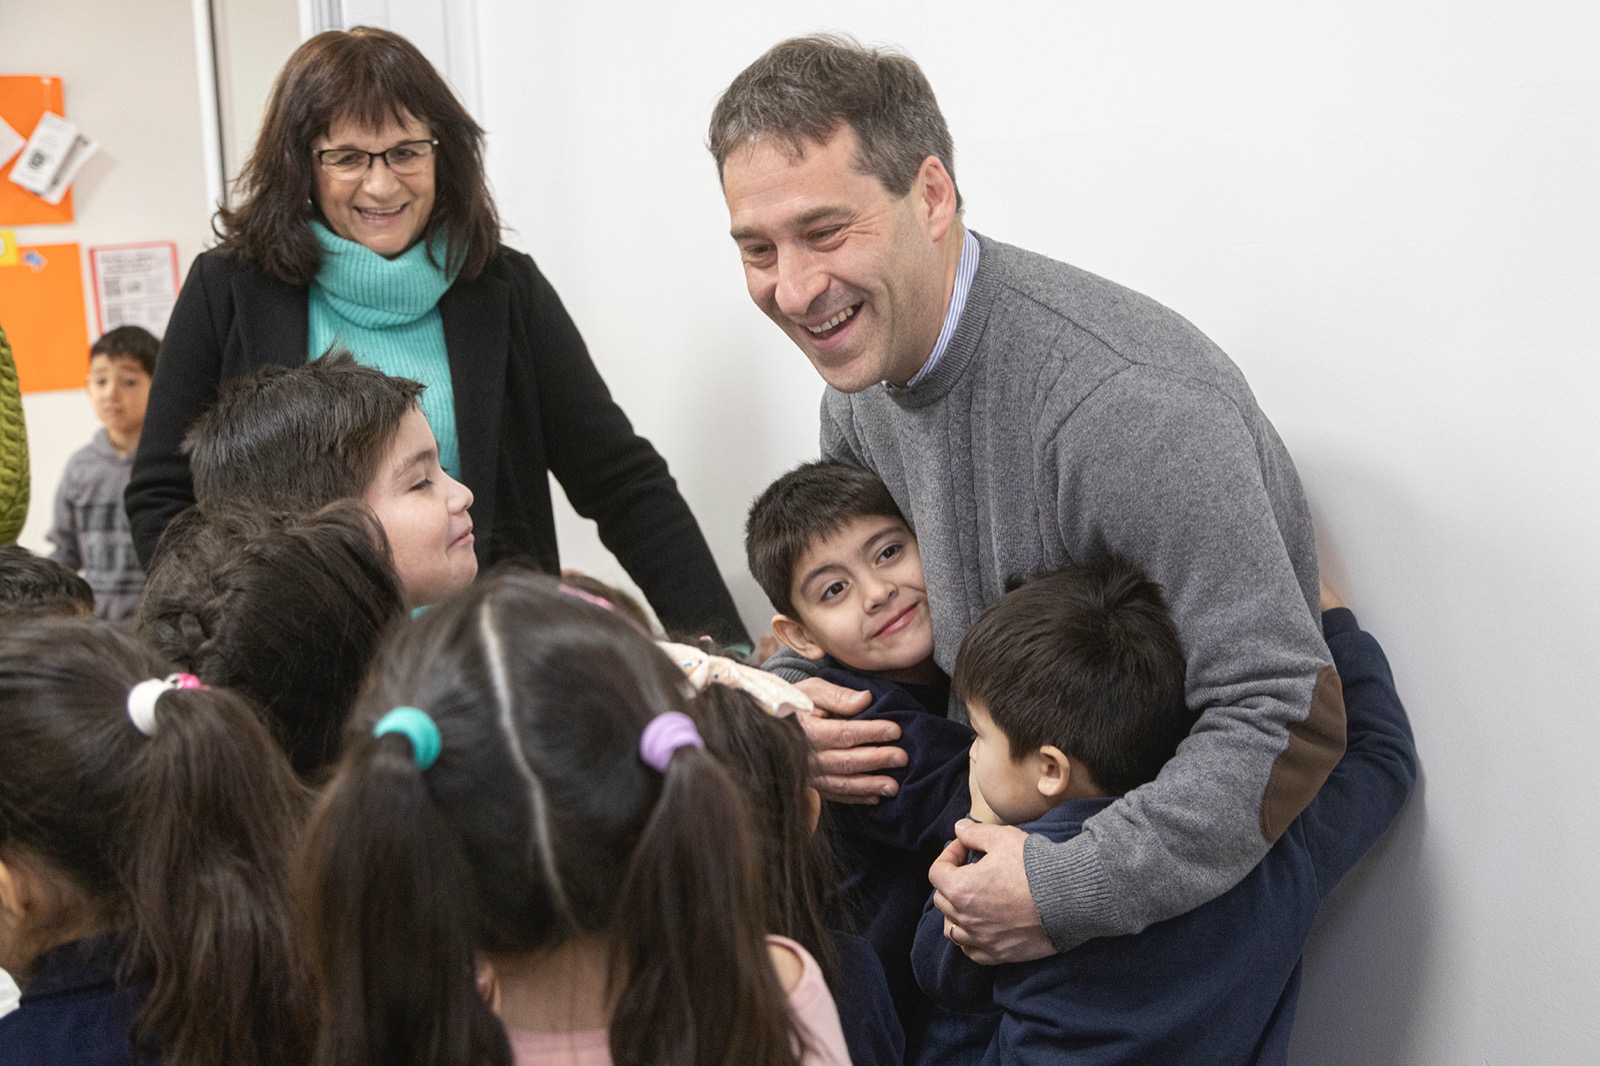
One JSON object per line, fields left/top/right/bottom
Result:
{"left": 746, "top": 459, "right": 907, "bottom": 618}
{"left": 0, "top": 543, "right": 94, "bottom": 617}
{"left": 954, "top": 554, "right": 1196, "bottom": 796}
{"left": 91, "top": 325, "right": 159, "bottom": 376}
{"left": 184, "top": 348, "right": 422, "bottom": 513}
{"left": 139, "top": 502, "right": 404, "bottom": 779}
{"left": 297, "top": 570, "right": 805, "bottom": 1066}
{"left": 0, "top": 616, "right": 311, "bottom": 1065}
{"left": 685, "top": 686, "right": 840, "bottom": 988}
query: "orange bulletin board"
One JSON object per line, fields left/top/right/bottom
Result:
{"left": 0, "top": 76, "right": 74, "bottom": 226}
{"left": 0, "top": 240, "right": 89, "bottom": 393}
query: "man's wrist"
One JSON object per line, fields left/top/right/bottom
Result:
{"left": 1022, "top": 831, "right": 1122, "bottom": 952}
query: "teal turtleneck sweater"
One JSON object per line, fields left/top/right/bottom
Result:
{"left": 307, "top": 222, "right": 461, "bottom": 478}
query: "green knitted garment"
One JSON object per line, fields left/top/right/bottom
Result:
{"left": 306, "top": 222, "right": 461, "bottom": 479}
{"left": 0, "top": 324, "right": 28, "bottom": 543}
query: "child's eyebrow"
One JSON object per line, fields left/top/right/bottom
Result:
{"left": 797, "top": 558, "right": 845, "bottom": 594}
{"left": 388, "top": 447, "right": 437, "bottom": 482}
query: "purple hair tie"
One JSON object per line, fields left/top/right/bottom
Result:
{"left": 639, "top": 711, "right": 704, "bottom": 772}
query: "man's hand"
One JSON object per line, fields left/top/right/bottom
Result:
{"left": 929, "top": 819, "right": 1055, "bottom": 965}
{"left": 793, "top": 676, "right": 906, "bottom": 804}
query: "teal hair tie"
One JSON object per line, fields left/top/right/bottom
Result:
{"left": 373, "top": 706, "right": 442, "bottom": 770}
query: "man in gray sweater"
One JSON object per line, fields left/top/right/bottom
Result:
{"left": 711, "top": 35, "right": 1346, "bottom": 958}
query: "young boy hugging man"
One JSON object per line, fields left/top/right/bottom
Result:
{"left": 746, "top": 460, "right": 976, "bottom": 1048}
{"left": 181, "top": 349, "right": 477, "bottom": 609}
{"left": 912, "top": 557, "right": 1418, "bottom": 1065}
{"left": 47, "top": 326, "right": 157, "bottom": 622}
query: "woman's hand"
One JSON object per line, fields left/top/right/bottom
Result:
{"left": 793, "top": 676, "right": 907, "bottom": 804}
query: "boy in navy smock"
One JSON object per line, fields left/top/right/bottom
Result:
{"left": 746, "top": 460, "right": 977, "bottom": 1052}
{"left": 912, "top": 558, "right": 1418, "bottom": 1065}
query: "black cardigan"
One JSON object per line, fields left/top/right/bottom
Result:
{"left": 127, "top": 246, "right": 748, "bottom": 642}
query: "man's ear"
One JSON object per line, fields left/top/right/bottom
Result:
{"left": 1035, "top": 745, "right": 1075, "bottom": 800}
{"left": 771, "top": 614, "right": 826, "bottom": 661}
{"left": 913, "top": 155, "right": 959, "bottom": 243}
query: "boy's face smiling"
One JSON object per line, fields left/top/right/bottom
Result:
{"left": 363, "top": 408, "right": 477, "bottom": 608}
{"left": 774, "top": 515, "right": 938, "bottom": 684}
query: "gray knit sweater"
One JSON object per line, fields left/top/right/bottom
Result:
{"left": 48, "top": 429, "right": 144, "bottom": 623}
{"left": 815, "top": 233, "right": 1346, "bottom": 950}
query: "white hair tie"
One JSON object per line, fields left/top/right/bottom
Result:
{"left": 126, "top": 674, "right": 207, "bottom": 736}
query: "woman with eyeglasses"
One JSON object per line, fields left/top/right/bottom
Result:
{"left": 128, "top": 26, "right": 749, "bottom": 645}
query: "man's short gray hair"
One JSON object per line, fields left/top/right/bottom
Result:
{"left": 708, "top": 34, "right": 962, "bottom": 210}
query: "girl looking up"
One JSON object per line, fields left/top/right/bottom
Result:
{"left": 0, "top": 618, "right": 311, "bottom": 1065}
{"left": 296, "top": 571, "right": 849, "bottom": 1066}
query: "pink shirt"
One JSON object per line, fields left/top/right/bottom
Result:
{"left": 506, "top": 936, "right": 851, "bottom": 1066}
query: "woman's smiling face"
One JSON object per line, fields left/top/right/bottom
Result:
{"left": 312, "top": 112, "right": 436, "bottom": 258}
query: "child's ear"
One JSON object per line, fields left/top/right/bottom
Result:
{"left": 1035, "top": 745, "right": 1075, "bottom": 800}
{"left": 0, "top": 855, "right": 22, "bottom": 919}
{"left": 475, "top": 957, "right": 501, "bottom": 1011}
{"left": 771, "top": 614, "right": 826, "bottom": 661}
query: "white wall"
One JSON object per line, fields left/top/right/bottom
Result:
{"left": 8, "top": 0, "right": 217, "bottom": 554}
{"left": 472, "top": 2, "right": 1600, "bottom": 1063}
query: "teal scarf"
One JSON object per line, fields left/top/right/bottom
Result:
{"left": 307, "top": 222, "right": 461, "bottom": 478}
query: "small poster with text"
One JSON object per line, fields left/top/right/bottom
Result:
{"left": 89, "top": 242, "right": 180, "bottom": 337}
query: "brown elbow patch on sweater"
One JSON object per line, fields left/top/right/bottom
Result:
{"left": 1259, "top": 666, "right": 1347, "bottom": 843}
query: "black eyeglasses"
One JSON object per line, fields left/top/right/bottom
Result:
{"left": 313, "top": 139, "right": 438, "bottom": 180}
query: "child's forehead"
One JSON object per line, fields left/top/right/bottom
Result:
{"left": 89, "top": 352, "right": 149, "bottom": 374}
{"left": 795, "top": 513, "right": 913, "bottom": 574}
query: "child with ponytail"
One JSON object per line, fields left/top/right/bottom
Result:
{"left": 296, "top": 570, "right": 850, "bottom": 1066}
{"left": 0, "top": 617, "right": 312, "bottom": 1065}
{"left": 687, "top": 685, "right": 905, "bottom": 1066}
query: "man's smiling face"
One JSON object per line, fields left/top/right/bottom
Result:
{"left": 723, "top": 125, "right": 956, "bottom": 393}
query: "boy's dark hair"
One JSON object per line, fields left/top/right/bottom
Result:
{"left": 0, "top": 543, "right": 94, "bottom": 617}
{"left": 90, "top": 325, "right": 159, "bottom": 376}
{"left": 184, "top": 348, "right": 423, "bottom": 513}
{"left": 953, "top": 555, "right": 1196, "bottom": 796}
{"left": 746, "top": 460, "right": 907, "bottom": 618}
{"left": 139, "top": 502, "right": 404, "bottom": 779}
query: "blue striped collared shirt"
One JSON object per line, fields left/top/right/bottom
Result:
{"left": 895, "top": 228, "right": 980, "bottom": 390}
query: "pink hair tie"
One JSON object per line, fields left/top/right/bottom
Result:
{"left": 639, "top": 711, "right": 704, "bottom": 772}
{"left": 126, "top": 673, "right": 209, "bottom": 736}
{"left": 558, "top": 583, "right": 616, "bottom": 612}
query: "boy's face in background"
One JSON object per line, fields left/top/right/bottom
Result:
{"left": 363, "top": 408, "right": 477, "bottom": 608}
{"left": 777, "top": 514, "right": 937, "bottom": 683}
{"left": 87, "top": 354, "right": 150, "bottom": 444}
{"left": 966, "top": 699, "right": 1056, "bottom": 826}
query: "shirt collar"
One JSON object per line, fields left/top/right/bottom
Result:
{"left": 889, "top": 228, "right": 981, "bottom": 391}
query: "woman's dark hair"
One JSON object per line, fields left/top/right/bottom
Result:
{"left": 139, "top": 502, "right": 405, "bottom": 779}
{"left": 296, "top": 571, "right": 804, "bottom": 1066}
{"left": 684, "top": 686, "right": 840, "bottom": 990}
{"left": 0, "top": 618, "right": 312, "bottom": 1065}
{"left": 216, "top": 25, "right": 500, "bottom": 285}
